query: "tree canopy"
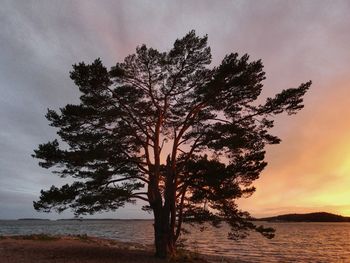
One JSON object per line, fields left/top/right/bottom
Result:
{"left": 33, "top": 30, "right": 311, "bottom": 257}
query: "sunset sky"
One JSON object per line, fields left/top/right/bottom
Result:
{"left": 1, "top": 0, "right": 350, "bottom": 219}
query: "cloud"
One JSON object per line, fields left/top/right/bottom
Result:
{"left": 1, "top": 0, "right": 350, "bottom": 219}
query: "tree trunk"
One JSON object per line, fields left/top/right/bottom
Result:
{"left": 150, "top": 156, "right": 177, "bottom": 258}
{"left": 149, "top": 184, "right": 176, "bottom": 258}
{"left": 153, "top": 208, "right": 176, "bottom": 258}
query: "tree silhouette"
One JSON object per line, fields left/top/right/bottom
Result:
{"left": 33, "top": 30, "right": 311, "bottom": 258}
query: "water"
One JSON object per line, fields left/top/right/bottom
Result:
{"left": 1, "top": 220, "right": 350, "bottom": 262}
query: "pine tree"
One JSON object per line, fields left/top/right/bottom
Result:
{"left": 33, "top": 30, "right": 311, "bottom": 258}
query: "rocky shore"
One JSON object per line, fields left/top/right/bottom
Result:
{"left": 0, "top": 235, "right": 236, "bottom": 263}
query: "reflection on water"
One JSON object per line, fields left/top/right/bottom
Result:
{"left": 1, "top": 220, "right": 350, "bottom": 262}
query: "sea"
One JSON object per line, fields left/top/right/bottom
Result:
{"left": 0, "top": 219, "right": 349, "bottom": 262}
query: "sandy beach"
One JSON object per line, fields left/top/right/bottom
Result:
{"left": 0, "top": 235, "right": 227, "bottom": 263}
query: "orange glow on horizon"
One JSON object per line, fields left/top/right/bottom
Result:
{"left": 239, "top": 79, "right": 350, "bottom": 218}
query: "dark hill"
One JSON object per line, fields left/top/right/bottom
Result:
{"left": 257, "top": 212, "right": 350, "bottom": 222}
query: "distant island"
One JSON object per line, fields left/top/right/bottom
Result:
{"left": 256, "top": 212, "right": 350, "bottom": 222}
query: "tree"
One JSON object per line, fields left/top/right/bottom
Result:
{"left": 33, "top": 30, "right": 311, "bottom": 258}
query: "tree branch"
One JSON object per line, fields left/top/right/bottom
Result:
{"left": 106, "top": 176, "right": 149, "bottom": 185}
{"left": 104, "top": 85, "right": 154, "bottom": 138}
{"left": 130, "top": 194, "right": 149, "bottom": 202}
{"left": 175, "top": 185, "right": 188, "bottom": 241}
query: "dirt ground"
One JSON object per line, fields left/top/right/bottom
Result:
{"left": 0, "top": 235, "right": 213, "bottom": 263}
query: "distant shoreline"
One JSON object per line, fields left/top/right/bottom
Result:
{"left": 13, "top": 218, "right": 153, "bottom": 221}
{"left": 17, "top": 218, "right": 51, "bottom": 221}
{"left": 8, "top": 211, "right": 350, "bottom": 223}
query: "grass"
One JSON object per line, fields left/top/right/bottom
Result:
{"left": 108, "top": 240, "right": 119, "bottom": 246}
{"left": 74, "top": 234, "right": 89, "bottom": 241}
{"left": 13, "top": 234, "right": 60, "bottom": 241}
{"left": 169, "top": 249, "right": 208, "bottom": 263}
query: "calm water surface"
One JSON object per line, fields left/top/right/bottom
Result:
{"left": 0, "top": 220, "right": 350, "bottom": 262}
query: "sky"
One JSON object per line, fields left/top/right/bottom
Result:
{"left": 1, "top": 0, "right": 350, "bottom": 219}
